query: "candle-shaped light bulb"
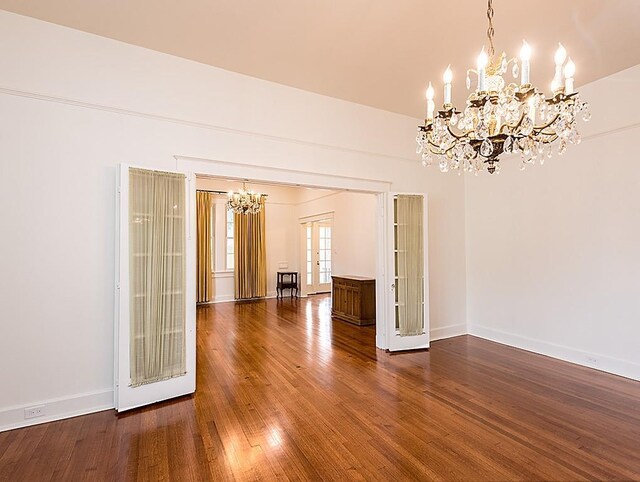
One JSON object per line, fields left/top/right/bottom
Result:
{"left": 426, "top": 82, "right": 434, "bottom": 100}
{"left": 443, "top": 65, "right": 453, "bottom": 84}
{"left": 564, "top": 58, "right": 575, "bottom": 78}
{"left": 564, "top": 58, "right": 575, "bottom": 94}
{"left": 426, "top": 82, "right": 435, "bottom": 120}
{"left": 477, "top": 47, "right": 488, "bottom": 92}
{"left": 554, "top": 43, "right": 567, "bottom": 66}
{"left": 443, "top": 65, "right": 453, "bottom": 105}
{"left": 519, "top": 40, "right": 531, "bottom": 85}
{"left": 552, "top": 43, "right": 567, "bottom": 93}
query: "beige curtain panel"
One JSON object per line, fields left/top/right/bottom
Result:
{"left": 234, "top": 201, "right": 267, "bottom": 300}
{"left": 129, "top": 168, "right": 187, "bottom": 387}
{"left": 196, "top": 191, "right": 214, "bottom": 303}
{"left": 396, "top": 194, "right": 425, "bottom": 337}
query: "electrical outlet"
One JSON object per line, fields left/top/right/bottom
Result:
{"left": 24, "top": 405, "right": 46, "bottom": 419}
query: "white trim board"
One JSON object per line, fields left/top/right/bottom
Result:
{"left": 429, "top": 324, "right": 467, "bottom": 342}
{"left": 468, "top": 324, "right": 640, "bottom": 382}
{"left": 0, "top": 389, "right": 113, "bottom": 433}
{"left": 0, "top": 87, "right": 421, "bottom": 165}
{"left": 175, "top": 156, "right": 391, "bottom": 193}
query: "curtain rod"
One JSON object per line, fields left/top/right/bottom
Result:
{"left": 197, "top": 189, "right": 228, "bottom": 195}
{"left": 196, "top": 189, "right": 269, "bottom": 196}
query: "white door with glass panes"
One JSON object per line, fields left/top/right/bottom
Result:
{"left": 386, "top": 193, "right": 429, "bottom": 351}
{"left": 115, "top": 164, "right": 196, "bottom": 412}
{"left": 305, "top": 220, "right": 332, "bottom": 294}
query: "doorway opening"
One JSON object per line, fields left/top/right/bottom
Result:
{"left": 303, "top": 217, "right": 333, "bottom": 295}
{"left": 116, "top": 159, "right": 430, "bottom": 411}
{"left": 194, "top": 175, "right": 376, "bottom": 304}
{"left": 176, "top": 155, "right": 430, "bottom": 351}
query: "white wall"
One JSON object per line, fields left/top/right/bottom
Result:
{"left": 0, "top": 11, "right": 466, "bottom": 430}
{"left": 297, "top": 191, "right": 378, "bottom": 280}
{"left": 465, "top": 65, "right": 640, "bottom": 381}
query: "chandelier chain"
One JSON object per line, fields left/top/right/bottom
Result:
{"left": 486, "top": 0, "right": 495, "bottom": 57}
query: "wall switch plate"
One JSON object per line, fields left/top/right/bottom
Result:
{"left": 24, "top": 405, "right": 46, "bottom": 419}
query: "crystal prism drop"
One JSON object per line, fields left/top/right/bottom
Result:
{"left": 421, "top": 159, "right": 428, "bottom": 167}
{"left": 521, "top": 117, "right": 534, "bottom": 136}
{"left": 483, "top": 100, "right": 492, "bottom": 117}
{"left": 480, "top": 139, "right": 494, "bottom": 157}
{"left": 503, "top": 136, "right": 513, "bottom": 153}
{"left": 574, "top": 132, "right": 582, "bottom": 145}
{"left": 464, "top": 143, "right": 475, "bottom": 159}
{"left": 512, "top": 62, "right": 519, "bottom": 79}
{"left": 450, "top": 113, "right": 458, "bottom": 126}
{"left": 478, "top": 122, "right": 489, "bottom": 139}
{"left": 582, "top": 110, "right": 592, "bottom": 122}
{"left": 558, "top": 139, "right": 567, "bottom": 155}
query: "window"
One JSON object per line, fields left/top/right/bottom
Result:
{"left": 318, "top": 226, "right": 332, "bottom": 284}
{"left": 226, "top": 209, "right": 234, "bottom": 270}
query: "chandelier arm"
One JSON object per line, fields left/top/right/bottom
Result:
{"left": 533, "top": 114, "right": 561, "bottom": 133}
{"left": 539, "top": 134, "right": 559, "bottom": 143}
{"left": 445, "top": 125, "right": 466, "bottom": 140}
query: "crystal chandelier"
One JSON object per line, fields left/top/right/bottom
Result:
{"left": 226, "top": 182, "right": 266, "bottom": 215}
{"left": 416, "top": 0, "right": 591, "bottom": 175}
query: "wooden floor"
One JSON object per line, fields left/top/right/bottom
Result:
{"left": 2, "top": 295, "right": 640, "bottom": 481}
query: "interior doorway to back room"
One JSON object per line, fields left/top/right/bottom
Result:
{"left": 304, "top": 219, "right": 333, "bottom": 294}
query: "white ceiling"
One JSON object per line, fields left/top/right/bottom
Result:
{"left": 1, "top": 0, "right": 639, "bottom": 117}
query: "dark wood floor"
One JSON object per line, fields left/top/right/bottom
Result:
{"left": 2, "top": 295, "right": 640, "bottom": 481}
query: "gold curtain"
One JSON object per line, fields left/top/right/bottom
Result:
{"left": 396, "top": 194, "right": 424, "bottom": 336}
{"left": 129, "top": 168, "right": 186, "bottom": 387}
{"left": 234, "top": 200, "right": 267, "bottom": 299}
{"left": 196, "top": 191, "right": 214, "bottom": 303}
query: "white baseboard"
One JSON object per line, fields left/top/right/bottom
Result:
{"left": 430, "top": 323, "right": 467, "bottom": 342}
{"left": 468, "top": 324, "right": 640, "bottom": 382}
{"left": 0, "top": 389, "right": 114, "bottom": 432}
{"left": 200, "top": 291, "right": 283, "bottom": 304}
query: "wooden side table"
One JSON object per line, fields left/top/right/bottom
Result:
{"left": 276, "top": 271, "right": 299, "bottom": 298}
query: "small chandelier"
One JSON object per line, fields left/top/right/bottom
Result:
{"left": 226, "top": 182, "right": 266, "bottom": 215}
{"left": 416, "top": 0, "right": 591, "bottom": 175}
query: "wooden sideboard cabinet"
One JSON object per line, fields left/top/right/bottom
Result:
{"left": 331, "top": 276, "right": 376, "bottom": 326}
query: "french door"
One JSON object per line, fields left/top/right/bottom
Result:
{"left": 115, "top": 164, "right": 196, "bottom": 411}
{"left": 305, "top": 220, "right": 332, "bottom": 294}
{"left": 386, "top": 193, "right": 429, "bottom": 351}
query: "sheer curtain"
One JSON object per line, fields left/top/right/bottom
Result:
{"left": 129, "top": 168, "right": 186, "bottom": 387}
{"left": 234, "top": 200, "right": 267, "bottom": 300}
{"left": 196, "top": 191, "right": 214, "bottom": 303}
{"left": 396, "top": 195, "right": 424, "bottom": 336}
